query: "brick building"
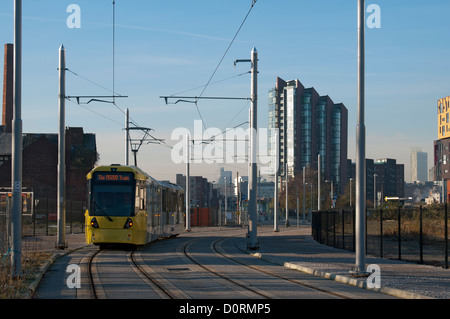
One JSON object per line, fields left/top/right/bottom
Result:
{"left": 0, "top": 43, "right": 98, "bottom": 204}
{"left": 0, "top": 128, "right": 97, "bottom": 203}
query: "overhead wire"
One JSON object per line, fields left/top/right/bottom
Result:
{"left": 113, "top": 0, "right": 116, "bottom": 104}
{"left": 66, "top": 69, "right": 169, "bottom": 149}
{"left": 66, "top": 69, "right": 117, "bottom": 96}
{"left": 69, "top": 1, "right": 258, "bottom": 156}
{"left": 189, "top": 0, "right": 258, "bottom": 133}
{"left": 66, "top": 68, "right": 140, "bottom": 126}
{"left": 196, "top": 0, "right": 257, "bottom": 101}
{"left": 169, "top": 71, "right": 250, "bottom": 98}
{"left": 110, "top": 0, "right": 168, "bottom": 149}
{"left": 223, "top": 100, "right": 251, "bottom": 130}
{"left": 63, "top": 1, "right": 171, "bottom": 163}
{"left": 67, "top": 0, "right": 158, "bottom": 145}
{"left": 66, "top": 97, "right": 123, "bottom": 127}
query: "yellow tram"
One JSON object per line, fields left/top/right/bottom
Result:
{"left": 85, "top": 165, "right": 185, "bottom": 247}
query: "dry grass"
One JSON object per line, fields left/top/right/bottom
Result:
{"left": 368, "top": 206, "right": 449, "bottom": 242}
{"left": 379, "top": 219, "right": 447, "bottom": 242}
{"left": 0, "top": 242, "right": 51, "bottom": 299}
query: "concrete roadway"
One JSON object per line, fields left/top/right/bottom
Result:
{"left": 33, "top": 228, "right": 397, "bottom": 300}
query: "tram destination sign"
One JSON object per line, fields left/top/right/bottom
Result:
{"left": 95, "top": 172, "right": 133, "bottom": 182}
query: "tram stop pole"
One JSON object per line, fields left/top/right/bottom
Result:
{"left": 234, "top": 48, "right": 258, "bottom": 249}
{"left": 11, "top": 0, "right": 23, "bottom": 277}
{"left": 354, "top": 0, "right": 367, "bottom": 274}
{"left": 248, "top": 48, "right": 258, "bottom": 250}
{"left": 185, "top": 134, "right": 191, "bottom": 232}
{"left": 57, "top": 44, "right": 67, "bottom": 249}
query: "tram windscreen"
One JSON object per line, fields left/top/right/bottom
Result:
{"left": 90, "top": 172, "right": 135, "bottom": 217}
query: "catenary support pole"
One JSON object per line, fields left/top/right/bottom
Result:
{"left": 234, "top": 48, "right": 258, "bottom": 248}
{"left": 274, "top": 129, "right": 279, "bottom": 232}
{"left": 125, "top": 108, "right": 129, "bottom": 165}
{"left": 285, "top": 162, "right": 289, "bottom": 227}
{"left": 186, "top": 134, "right": 190, "bottom": 232}
{"left": 318, "top": 154, "right": 321, "bottom": 211}
{"left": 248, "top": 48, "right": 258, "bottom": 249}
{"left": 303, "top": 166, "right": 306, "bottom": 225}
{"left": 274, "top": 176, "right": 279, "bottom": 232}
{"left": 355, "top": 0, "right": 367, "bottom": 274}
{"left": 11, "top": 0, "right": 23, "bottom": 277}
{"left": 225, "top": 176, "right": 228, "bottom": 225}
{"left": 296, "top": 185, "right": 299, "bottom": 229}
{"left": 57, "top": 44, "right": 67, "bottom": 250}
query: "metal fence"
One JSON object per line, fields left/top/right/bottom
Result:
{"left": 0, "top": 199, "right": 85, "bottom": 255}
{"left": 312, "top": 205, "right": 449, "bottom": 269}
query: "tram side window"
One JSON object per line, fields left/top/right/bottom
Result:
{"left": 146, "top": 184, "right": 152, "bottom": 226}
{"left": 174, "top": 192, "right": 180, "bottom": 224}
{"left": 139, "top": 184, "right": 146, "bottom": 210}
{"left": 135, "top": 184, "right": 145, "bottom": 211}
{"left": 161, "top": 189, "right": 168, "bottom": 225}
{"left": 157, "top": 186, "right": 162, "bottom": 226}
{"left": 150, "top": 186, "right": 155, "bottom": 227}
{"left": 177, "top": 193, "right": 183, "bottom": 224}
{"left": 150, "top": 185, "right": 160, "bottom": 227}
{"left": 86, "top": 180, "right": 91, "bottom": 212}
{"left": 169, "top": 191, "right": 174, "bottom": 224}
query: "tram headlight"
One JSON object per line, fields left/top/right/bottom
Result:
{"left": 124, "top": 218, "right": 133, "bottom": 229}
{"left": 90, "top": 217, "right": 99, "bottom": 228}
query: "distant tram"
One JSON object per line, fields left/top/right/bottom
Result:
{"left": 85, "top": 165, "right": 185, "bottom": 247}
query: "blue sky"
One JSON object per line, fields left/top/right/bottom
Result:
{"left": 0, "top": 1, "right": 449, "bottom": 183}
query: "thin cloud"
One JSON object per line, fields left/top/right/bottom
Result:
{"left": 91, "top": 21, "right": 248, "bottom": 44}
{"left": 0, "top": 12, "right": 245, "bottom": 43}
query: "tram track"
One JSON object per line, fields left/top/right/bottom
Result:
{"left": 87, "top": 248, "right": 103, "bottom": 299}
{"left": 170, "top": 234, "right": 356, "bottom": 299}
{"left": 181, "top": 238, "right": 272, "bottom": 299}
{"left": 212, "top": 237, "right": 354, "bottom": 299}
{"left": 129, "top": 249, "right": 177, "bottom": 299}
{"left": 85, "top": 231, "right": 376, "bottom": 299}
{"left": 87, "top": 246, "right": 181, "bottom": 299}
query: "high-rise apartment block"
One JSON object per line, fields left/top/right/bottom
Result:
{"left": 268, "top": 77, "right": 348, "bottom": 194}
{"left": 410, "top": 147, "right": 428, "bottom": 182}
{"left": 434, "top": 95, "right": 450, "bottom": 201}
{"left": 435, "top": 96, "right": 450, "bottom": 182}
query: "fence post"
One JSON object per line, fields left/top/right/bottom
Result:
{"left": 333, "top": 211, "right": 336, "bottom": 247}
{"left": 365, "top": 208, "right": 368, "bottom": 253}
{"left": 315, "top": 211, "right": 319, "bottom": 243}
{"left": 326, "top": 211, "right": 329, "bottom": 245}
{"left": 312, "top": 211, "right": 317, "bottom": 242}
{"left": 318, "top": 211, "right": 322, "bottom": 243}
{"left": 46, "top": 199, "right": 49, "bottom": 236}
{"left": 352, "top": 209, "right": 356, "bottom": 252}
{"left": 380, "top": 208, "right": 383, "bottom": 258}
{"left": 82, "top": 201, "right": 86, "bottom": 234}
{"left": 69, "top": 200, "right": 73, "bottom": 234}
{"left": 419, "top": 205, "right": 423, "bottom": 264}
{"left": 342, "top": 210, "right": 345, "bottom": 250}
{"left": 445, "top": 203, "right": 448, "bottom": 269}
{"left": 398, "top": 206, "right": 401, "bottom": 260}
{"left": 319, "top": 211, "right": 322, "bottom": 243}
{"left": 32, "top": 198, "right": 36, "bottom": 237}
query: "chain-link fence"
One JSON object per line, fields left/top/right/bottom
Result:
{"left": 0, "top": 198, "right": 85, "bottom": 256}
{"left": 312, "top": 204, "right": 449, "bottom": 268}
